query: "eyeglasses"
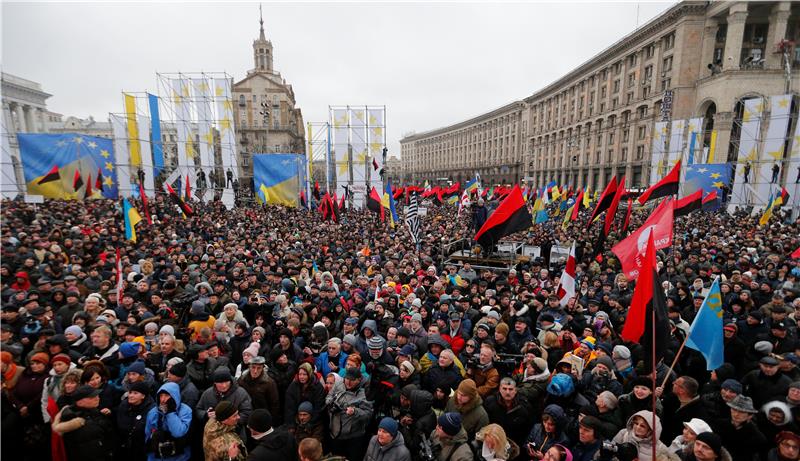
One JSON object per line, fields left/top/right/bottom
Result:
{"left": 780, "top": 441, "right": 800, "bottom": 451}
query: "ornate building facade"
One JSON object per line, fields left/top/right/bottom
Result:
{"left": 401, "top": 1, "right": 799, "bottom": 190}
{"left": 233, "top": 9, "right": 305, "bottom": 184}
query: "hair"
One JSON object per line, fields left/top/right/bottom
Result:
{"left": 346, "top": 352, "right": 362, "bottom": 368}
{"left": 500, "top": 377, "right": 516, "bottom": 388}
{"left": 80, "top": 360, "right": 109, "bottom": 383}
{"left": 439, "top": 349, "right": 455, "bottom": 361}
{"left": 550, "top": 445, "right": 570, "bottom": 461}
{"left": 481, "top": 342, "right": 495, "bottom": 353}
{"left": 93, "top": 325, "right": 112, "bottom": 340}
{"left": 298, "top": 438, "right": 322, "bottom": 461}
{"left": 679, "top": 376, "right": 700, "bottom": 397}
{"left": 477, "top": 424, "right": 510, "bottom": 460}
{"left": 543, "top": 331, "right": 560, "bottom": 348}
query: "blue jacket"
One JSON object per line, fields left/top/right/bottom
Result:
{"left": 144, "top": 382, "right": 193, "bottom": 461}
{"left": 315, "top": 351, "right": 349, "bottom": 378}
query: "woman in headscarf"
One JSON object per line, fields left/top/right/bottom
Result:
{"left": 611, "top": 410, "right": 671, "bottom": 461}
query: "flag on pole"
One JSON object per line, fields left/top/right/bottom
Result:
{"left": 620, "top": 231, "right": 670, "bottom": 370}
{"left": 123, "top": 198, "right": 143, "bottom": 242}
{"left": 685, "top": 277, "right": 725, "bottom": 370}
{"left": 84, "top": 173, "right": 94, "bottom": 199}
{"left": 115, "top": 248, "right": 123, "bottom": 305}
{"left": 38, "top": 165, "right": 60, "bottom": 185}
{"left": 611, "top": 198, "right": 674, "bottom": 280}
{"left": 556, "top": 242, "right": 576, "bottom": 306}
{"left": 165, "top": 183, "right": 194, "bottom": 217}
{"left": 475, "top": 185, "right": 532, "bottom": 249}
{"left": 604, "top": 176, "right": 626, "bottom": 235}
{"left": 759, "top": 191, "right": 776, "bottom": 226}
{"left": 383, "top": 179, "right": 399, "bottom": 227}
{"left": 588, "top": 176, "right": 618, "bottom": 227}
{"left": 674, "top": 189, "right": 704, "bottom": 218}
{"left": 367, "top": 186, "right": 385, "bottom": 222}
{"left": 638, "top": 160, "right": 681, "bottom": 204}
{"left": 405, "top": 192, "right": 422, "bottom": 245}
{"left": 622, "top": 197, "right": 634, "bottom": 234}
{"left": 775, "top": 187, "right": 790, "bottom": 207}
{"left": 73, "top": 170, "right": 83, "bottom": 191}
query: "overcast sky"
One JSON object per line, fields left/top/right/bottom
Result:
{"left": 3, "top": 1, "right": 673, "bottom": 158}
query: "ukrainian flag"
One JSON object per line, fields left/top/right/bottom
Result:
{"left": 123, "top": 198, "right": 143, "bottom": 242}
{"left": 759, "top": 191, "right": 775, "bottom": 226}
{"left": 382, "top": 179, "right": 400, "bottom": 227}
{"left": 253, "top": 153, "right": 303, "bottom": 207}
{"left": 465, "top": 176, "right": 479, "bottom": 194}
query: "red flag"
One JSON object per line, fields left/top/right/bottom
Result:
{"left": 474, "top": 185, "right": 532, "bottom": 249}
{"left": 73, "top": 170, "right": 84, "bottom": 191}
{"left": 300, "top": 189, "right": 307, "bottom": 208}
{"left": 604, "top": 175, "right": 626, "bottom": 235}
{"left": 84, "top": 173, "right": 93, "bottom": 198}
{"left": 673, "top": 189, "right": 703, "bottom": 218}
{"left": 792, "top": 247, "right": 800, "bottom": 259}
{"left": 38, "top": 165, "right": 60, "bottom": 185}
{"left": 611, "top": 198, "right": 674, "bottom": 280}
{"left": 701, "top": 190, "right": 719, "bottom": 211}
{"left": 393, "top": 186, "right": 404, "bottom": 200}
{"left": 319, "top": 192, "right": 331, "bottom": 220}
{"left": 139, "top": 182, "right": 153, "bottom": 225}
{"left": 115, "top": 248, "right": 123, "bottom": 307}
{"left": 587, "top": 176, "right": 617, "bottom": 227}
{"left": 313, "top": 181, "right": 321, "bottom": 200}
{"left": 185, "top": 175, "right": 191, "bottom": 201}
{"left": 165, "top": 183, "right": 194, "bottom": 217}
{"left": 571, "top": 189, "right": 584, "bottom": 221}
{"left": 339, "top": 192, "right": 346, "bottom": 212}
{"left": 779, "top": 187, "right": 790, "bottom": 205}
{"left": 620, "top": 231, "right": 670, "bottom": 370}
{"left": 556, "top": 242, "right": 576, "bottom": 306}
{"left": 622, "top": 197, "right": 633, "bottom": 233}
{"left": 638, "top": 160, "right": 681, "bottom": 204}
{"left": 329, "top": 193, "right": 339, "bottom": 222}
{"left": 367, "top": 186, "right": 385, "bottom": 222}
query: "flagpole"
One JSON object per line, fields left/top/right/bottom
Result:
{"left": 651, "top": 299, "right": 658, "bottom": 461}
{"left": 659, "top": 335, "right": 688, "bottom": 389}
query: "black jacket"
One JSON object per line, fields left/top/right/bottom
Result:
{"left": 247, "top": 428, "right": 297, "bottom": 461}
{"left": 115, "top": 395, "right": 155, "bottom": 461}
{"left": 60, "top": 406, "right": 116, "bottom": 461}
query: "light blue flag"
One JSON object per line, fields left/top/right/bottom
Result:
{"left": 148, "top": 94, "right": 164, "bottom": 176}
{"left": 685, "top": 277, "right": 724, "bottom": 370}
{"left": 535, "top": 209, "right": 549, "bottom": 224}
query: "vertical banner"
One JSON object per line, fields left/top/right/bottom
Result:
{"left": 112, "top": 114, "right": 133, "bottom": 198}
{"left": 730, "top": 97, "right": 764, "bottom": 211}
{"left": 171, "top": 78, "right": 192, "bottom": 190}
{"left": 707, "top": 130, "right": 718, "bottom": 163}
{"left": 368, "top": 107, "right": 386, "bottom": 196}
{"left": 332, "top": 108, "right": 349, "bottom": 199}
{"left": 138, "top": 115, "right": 155, "bottom": 196}
{"left": 193, "top": 78, "right": 215, "bottom": 201}
{"left": 124, "top": 94, "right": 142, "bottom": 168}
{"left": 754, "top": 94, "right": 792, "bottom": 209}
{"left": 148, "top": 93, "right": 165, "bottom": 178}
{"left": 213, "top": 77, "right": 238, "bottom": 209}
{"left": 790, "top": 101, "right": 800, "bottom": 218}
{"left": 667, "top": 119, "right": 685, "bottom": 167}
{"left": 350, "top": 107, "right": 367, "bottom": 208}
{"left": 649, "top": 121, "right": 668, "bottom": 184}
{"left": 685, "top": 117, "right": 704, "bottom": 165}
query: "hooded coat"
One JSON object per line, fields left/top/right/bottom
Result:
{"left": 144, "top": 382, "right": 193, "bottom": 461}
{"left": 525, "top": 404, "right": 570, "bottom": 454}
{"left": 444, "top": 392, "right": 489, "bottom": 440}
{"left": 284, "top": 364, "right": 326, "bottom": 425}
{"left": 399, "top": 389, "right": 437, "bottom": 459}
{"left": 612, "top": 410, "right": 670, "bottom": 461}
{"left": 237, "top": 367, "right": 280, "bottom": 418}
{"left": 430, "top": 427, "right": 473, "bottom": 461}
{"left": 325, "top": 379, "right": 373, "bottom": 440}
{"left": 195, "top": 379, "right": 253, "bottom": 429}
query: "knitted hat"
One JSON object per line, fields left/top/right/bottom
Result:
{"left": 411, "top": 313, "right": 422, "bottom": 322}
{"left": 298, "top": 401, "right": 314, "bottom": 414}
{"left": 342, "top": 334, "right": 358, "bottom": 347}
{"left": 214, "top": 401, "right": 236, "bottom": 421}
{"left": 127, "top": 360, "right": 146, "bottom": 375}
{"left": 119, "top": 341, "right": 141, "bottom": 359}
{"left": 344, "top": 367, "right": 362, "bottom": 380}
{"left": 169, "top": 361, "right": 187, "bottom": 378}
{"left": 190, "top": 300, "right": 205, "bottom": 315}
{"left": 721, "top": 379, "right": 742, "bottom": 394}
{"left": 129, "top": 381, "right": 150, "bottom": 396}
{"left": 243, "top": 342, "right": 260, "bottom": 359}
{"left": 50, "top": 353, "right": 71, "bottom": 366}
{"left": 437, "top": 412, "right": 462, "bottom": 436}
{"left": 159, "top": 325, "right": 175, "bottom": 336}
{"left": 298, "top": 362, "right": 314, "bottom": 378}
{"left": 580, "top": 336, "right": 597, "bottom": 350}
{"left": 213, "top": 367, "right": 233, "bottom": 383}
{"left": 632, "top": 376, "right": 653, "bottom": 391}
{"left": 64, "top": 325, "right": 83, "bottom": 337}
{"left": 367, "top": 336, "right": 385, "bottom": 350}
{"left": 457, "top": 379, "right": 478, "bottom": 399}
{"left": 612, "top": 345, "right": 631, "bottom": 360}
{"left": 695, "top": 432, "right": 722, "bottom": 456}
{"left": 248, "top": 409, "right": 272, "bottom": 432}
{"left": 378, "top": 417, "right": 399, "bottom": 437}
{"left": 595, "top": 355, "right": 614, "bottom": 371}
{"left": 400, "top": 361, "right": 415, "bottom": 374}
{"left": 30, "top": 352, "right": 50, "bottom": 365}
{"left": 494, "top": 322, "right": 509, "bottom": 337}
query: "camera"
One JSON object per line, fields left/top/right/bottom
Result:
{"left": 157, "top": 441, "right": 177, "bottom": 458}
{"left": 600, "top": 441, "right": 638, "bottom": 461}
{"left": 466, "top": 354, "right": 480, "bottom": 368}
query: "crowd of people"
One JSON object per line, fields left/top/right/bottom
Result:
{"left": 0, "top": 190, "right": 799, "bottom": 461}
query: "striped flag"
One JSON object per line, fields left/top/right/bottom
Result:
{"left": 405, "top": 192, "right": 422, "bottom": 245}
{"left": 115, "top": 248, "right": 123, "bottom": 307}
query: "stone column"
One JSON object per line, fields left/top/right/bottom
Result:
{"left": 23, "top": 105, "right": 36, "bottom": 133}
{"left": 13, "top": 103, "right": 26, "bottom": 132}
{"left": 37, "top": 108, "right": 47, "bottom": 132}
{"left": 766, "top": 2, "right": 792, "bottom": 69}
{"left": 700, "top": 18, "right": 720, "bottom": 76}
{"left": 712, "top": 112, "right": 734, "bottom": 163}
{"left": 723, "top": 3, "right": 748, "bottom": 71}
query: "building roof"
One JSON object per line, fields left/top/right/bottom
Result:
{"left": 401, "top": 100, "right": 526, "bottom": 142}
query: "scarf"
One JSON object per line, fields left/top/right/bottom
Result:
{"left": 3, "top": 362, "right": 18, "bottom": 384}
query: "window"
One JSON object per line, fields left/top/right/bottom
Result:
{"left": 608, "top": 132, "right": 614, "bottom": 145}
{"left": 663, "top": 56, "right": 673, "bottom": 71}
{"left": 646, "top": 44, "right": 655, "bottom": 59}
{"left": 716, "top": 24, "right": 727, "bottom": 43}
{"left": 252, "top": 95, "right": 257, "bottom": 104}
{"left": 238, "top": 94, "right": 246, "bottom": 106}
{"left": 614, "top": 62, "right": 622, "bottom": 75}
{"left": 623, "top": 129, "right": 630, "bottom": 142}
{"left": 596, "top": 151, "right": 602, "bottom": 163}
{"left": 643, "top": 86, "right": 651, "bottom": 99}
{"left": 613, "top": 80, "right": 620, "bottom": 93}
{"left": 627, "top": 92, "right": 634, "bottom": 104}
{"left": 601, "top": 86, "right": 607, "bottom": 98}
{"left": 661, "top": 78, "right": 671, "bottom": 90}
{"left": 644, "top": 65, "right": 653, "bottom": 80}
{"left": 628, "top": 73, "right": 636, "bottom": 87}
{"left": 628, "top": 54, "right": 637, "bottom": 67}
{"left": 622, "top": 147, "right": 628, "bottom": 161}
{"left": 612, "top": 97, "right": 618, "bottom": 109}
{"left": 638, "top": 126, "right": 646, "bottom": 140}
{"left": 664, "top": 32, "right": 675, "bottom": 50}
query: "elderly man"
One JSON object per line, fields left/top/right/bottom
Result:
{"left": 315, "top": 337, "right": 348, "bottom": 377}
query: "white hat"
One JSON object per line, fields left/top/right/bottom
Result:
{"left": 682, "top": 418, "right": 712, "bottom": 436}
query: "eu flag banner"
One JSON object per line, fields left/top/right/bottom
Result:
{"left": 684, "top": 163, "right": 730, "bottom": 210}
{"left": 685, "top": 277, "right": 724, "bottom": 371}
{"left": 18, "top": 133, "right": 118, "bottom": 199}
{"left": 253, "top": 153, "right": 304, "bottom": 207}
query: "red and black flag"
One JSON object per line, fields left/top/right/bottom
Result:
{"left": 393, "top": 186, "right": 404, "bottom": 201}
{"left": 300, "top": 189, "right": 307, "bottom": 208}
{"left": 184, "top": 175, "right": 191, "bottom": 201}
{"left": 701, "top": 190, "right": 719, "bottom": 211}
{"left": 638, "top": 160, "right": 681, "bottom": 205}
{"left": 367, "top": 186, "right": 385, "bottom": 222}
{"left": 319, "top": 192, "right": 332, "bottom": 221}
{"left": 139, "top": 182, "right": 153, "bottom": 225}
{"left": 778, "top": 186, "right": 790, "bottom": 206}
{"left": 621, "top": 197, "right": 634, "bottom": 234}
{"left": 38, "top": 165, "right": 60, "bottom": 185}
{"left": 313, "top": 181, "right": 321, "bottom": 201}
{"left": 84, "top": 174, "right": 93, "bottom": 198}
{"left": 95, "top": 168, "right": 104, "bottom": 192}
{"left": 73, "top": 170, "right": 84, "bottom": 191}
{"left": 604, "top": 175, "right": 626, "bottom": 236}
{"left": 620, "top": 231, "right": 670, "bottom": 371}
{"left": 474, "top": 185, "right": 532, "bottom": 250}
{"left": 587, "top": 176, "right": 618, "bottom": 228}
{"left": 165, "top": 183, "right": 194, "bottom": 217}
{"left": 329, "top": 193, "right": 339, "bottom": 223}
{"left": 674, "top": 189, "right": 703, "bottom": 218}
{"left": 338, "top": 191, "right": 346, "bottom": 213}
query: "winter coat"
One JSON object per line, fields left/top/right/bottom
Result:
{"left": 660, "top": 395, "right": 709, "bottom": 443}
{"left": 430, "top": 427, "right": 473, "bottom": 461}
{"left": 203, "top": 418, "right": 245, "bottom": 461}
{"left": 315, "top": 351, "right": 348, "bottom": 378}
{"left": 284, "top": 373, "right": 326, "bottom": 425}
{"left": 195, "top": 380, "right": 253, "bottom": 429}
{"left": 51, "top": 404, "right": 116, "bottom": 461}
{"left": 144, "top": 382, "right": 193, "bottom": 461}
{"left": 247, "top": 427, "right": 297, "bottom": 461}
{"left": 186, "top": 357, "right": 219, "bottom": 391}
{"left": 741, "top": 369, "right": 792, "bottom": 408}
{"left": 325, "top": 380, "right": 373, "bottom": 440}
{"left": 444, "top": 393, "right": 489, "bottom": 440}
{"left": 399, "top": 389, "right": 437, "bottom": 460}
{"left": 469, "top": 363, "right": 500, "bottom": 397}
{"left": 713, "top": 418, "right": 768, "bottom": 461}
{"left": 612, "top": 410, "right": 670, "bottom": 461}
{"left": 238, "top": 369, "right": 280, "bottom": 417}
{"left": 422, "top": 362, "right": 463, "bottom": 395}
{"left": 365, "top": 432, "right": 412, "bottom": 461}
{"left": 618, "top": 390, "right": 663, "bottom": 422}
{"left": 484, "top": 393, "right": 532, "bottom": 445}
{"left": 116, "top": 394, "right": 155, "bottom": 461}
{"left": 9, "top": 366, "right": 47, "bottom": 421}
{"left": 175, "top": 375, "right": 201, "bottom": 410}
{"left": 525, "top": 404, "right": 570, "bottom": 454}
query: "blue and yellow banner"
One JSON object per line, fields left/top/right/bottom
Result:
{"left": 18, "top": 133, "right": 118, "bottom": 199}
{"left": 253, "top": 153, "right": 305, "bottom": 207}
{"left": 685, "top": 278, "right": 724, "bottom": 370}
{"left": 685, "top": 163, "right": 730, "bottom": 211}
{"left": 123, "top": 198, "right": 143, "bottom": 242}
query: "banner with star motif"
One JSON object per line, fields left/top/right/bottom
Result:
{"left": 349, "top": 107, "right": 368, "bottom": 208}
{"left": 331, "top": 108, "right": 350, "bottom": 200}
{"left": 137, "top": 114, "right": 156, "bottom": 196}
{"left": 18, "top": 133, "right": 118, "bottom": 199}
{"left": 368, "top": 108, "right": 385, "bottom": 195}
{"left": 111, "top": 114, "right": 133, "bottom": 197}
{"left": 684, "top": 163, "right": 731, "bottom": 211}
{"left": 193, "top": 78, "right": 215, "bottom": 200}
{"left": 213, "top": 77, "right": 238, "bottom": 209}
{"left": 730, "top": 97, "right": 764, "bottom": 211}
{"left": 667, "top": 119, "right": 685, "bottom": 168}
{"left": 754, "top": 94, "right": 793, "bottom": 209}
{"left": 171, "top": 78, "right": 195, "bottom": 190}
{"left": 649, "top": 121, "right": 668, "bottom": 185}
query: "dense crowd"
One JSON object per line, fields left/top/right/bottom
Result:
{"left": 1, "top": 192, "right": 799, "bottom": 461}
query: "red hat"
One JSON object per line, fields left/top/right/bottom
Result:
{"left": 50, "top": 353, "right": 71, "bottom": 366}
{"left": 30, "top": 352, "right": 50, "bottom": 365}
